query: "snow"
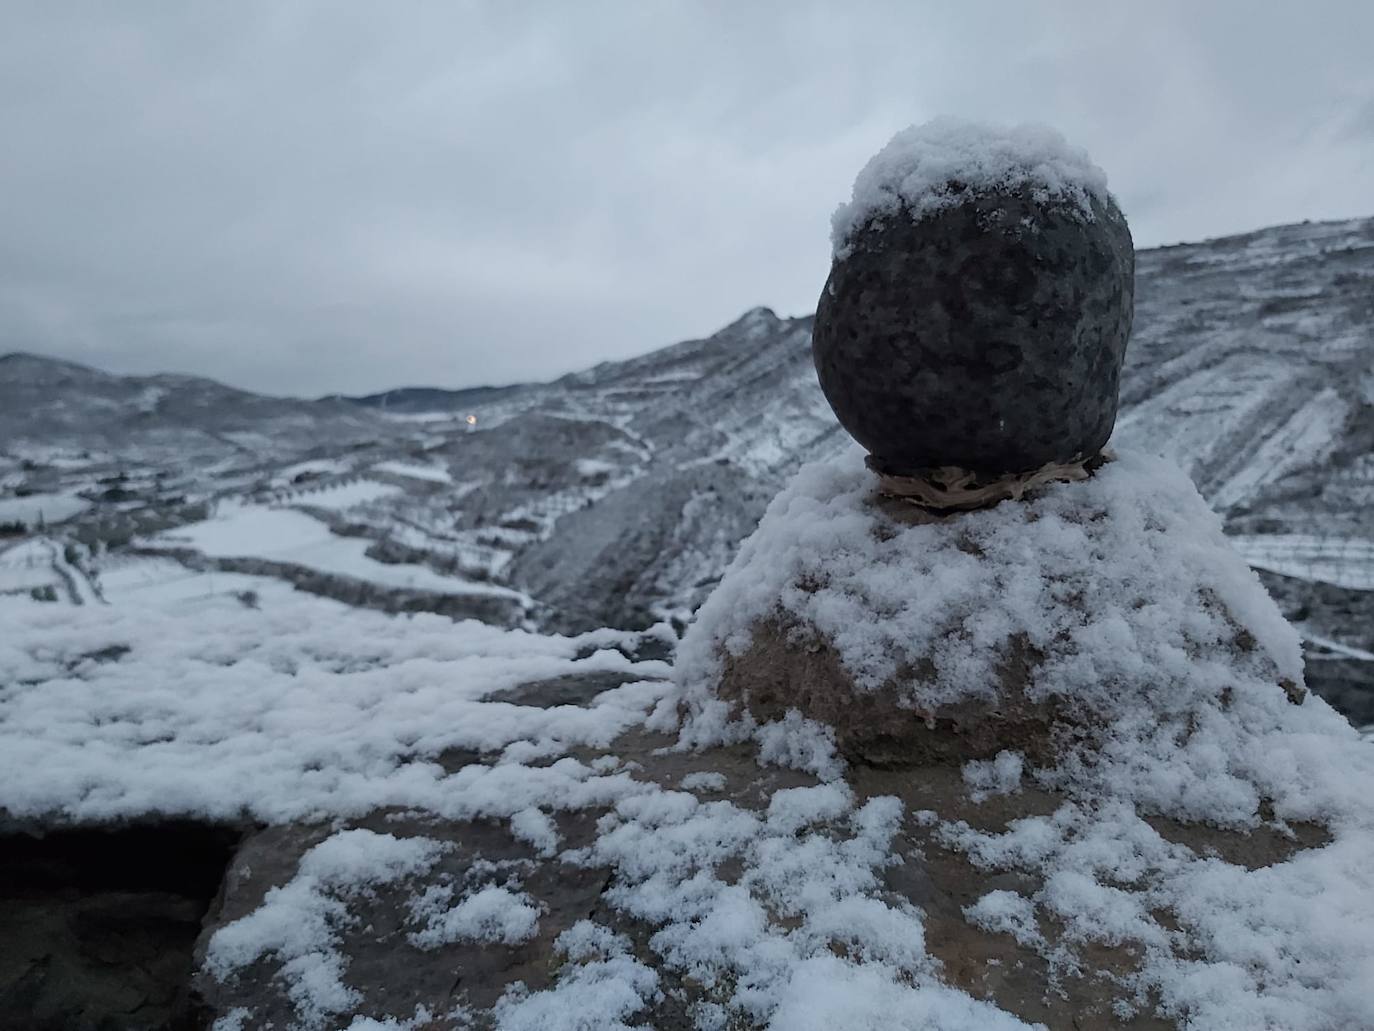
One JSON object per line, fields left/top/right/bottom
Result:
{"left": 964, "top": 890, "right": 1043, "bottom": 948}
{"left": 0, "top": 539, "right": 62, "bottom": 594}
{"left": 962, "top": 750, "right": 1025, "bottom": 802}
{"left": 509, "top": 806, "right": 561, "bottom": 856}
{"left": 205, "top": 829, "right": 450, "bottom": 1030}
{"left": 49, "top": 537, "right": 98, "bottom": 604}
{"left": 575, "top": 458, "right": 615, "bottom": 479}
{"left": 1303, "top": 632, "right": 1374, "bottom": 662}
{"left": 1207, "top": 387, "right": 1348, "bottom": 511}
{"left": 831, "top": 119, "right": 1112, "bottom": 255}
{"left": 272, "top": 459, "right": 349, "bottom": 485}
{"left": 0, "top": 592, "right": 671, "bottom": 824}
{"left": 0, "top": 491, "right": 90, "bottom": 526}
{"left": 670, "top": 446, "right": 1374, "bottom": 1028}
{"left": 678, "top": 447, "right": 1304, "bottom": 737}
{"left": 409, "top": 884, "right": 540, "bottom": 947}
{"left": 372, "top": 461, "right": 453, "bottom": 483}
{"left": 557, "top": 787, "right": 1041, "bottom": 1029}
{"left": 493, "top": 923, "right": 661, "bottom": 1031}
{"left": 679, "top": 771, "right": 727, "bottom": 792}
{"left": 147, "top": 504, "right": 526, "bottom": 600}
{"left": 281, "top": 478, "right": 401, "bottom": 510}
{"left": 942, "top": 803, "right": 1374, "bottom": 1027}
{"left": 97, "top": 555, "right": 298, "bottom": 607}
{"left": 766, "top": 956, "right": 1034, "bottom": 1031}
{"left": 1231, "top": 534, "right": 1374, "bottom": 591}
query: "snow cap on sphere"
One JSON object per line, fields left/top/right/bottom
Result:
{"left": 814, "top": 117, "right": 1133, "bottom": 475}
{"left": 831, "top": 118, "right": 1113, "bottom": 257}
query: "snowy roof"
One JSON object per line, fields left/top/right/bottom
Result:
{"left": 831, "top": 119, "right": 1113, "bottom": 255}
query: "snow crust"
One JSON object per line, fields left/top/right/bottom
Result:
{"left": 831, "top": 118, "right": 1112, "bottom": 255}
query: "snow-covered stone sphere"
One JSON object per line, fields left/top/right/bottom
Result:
{"left": 814, "top": 120, "right": 1134, "bottom": 476}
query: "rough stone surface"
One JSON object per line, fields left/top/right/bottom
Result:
{"left": 717, "top": 614, "right": 1066, "bottom": 768}
{"left": 813, "top": 189, "right": 1134, "bottom": 474}
{"left": 0, "top": 823, "right": 240, "bottom": 1031}
{"left": 182, "top": 724, "right": 1327, "bottom": 1031}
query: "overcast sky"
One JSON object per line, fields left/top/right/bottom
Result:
{"left": 2, "top": 2, "right": 1372, "bottom": 396}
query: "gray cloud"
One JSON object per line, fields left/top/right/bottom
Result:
{"left": 1, "top": 1, "right": 1371, "bottom": 395}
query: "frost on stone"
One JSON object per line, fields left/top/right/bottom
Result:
{"left": 830, "top": 117, "right": 1113, "bottom": 256}
{"left": 204, "top": 830, "right": 449, "bottom": 1030}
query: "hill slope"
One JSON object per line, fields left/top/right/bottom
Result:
{"left": 2, "top": 217, "right": 1371, "bottom": 654}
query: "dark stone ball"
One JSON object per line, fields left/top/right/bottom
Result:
{"left": 813, "top": 189, "right": 1134, "bottom": 476}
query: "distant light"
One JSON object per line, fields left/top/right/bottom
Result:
{"left": 465, "top": 415, "right": 478, "bottom": 426}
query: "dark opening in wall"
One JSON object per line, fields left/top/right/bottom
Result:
{"left": 0, "top": 821, "right": 241, "bottom": 1031}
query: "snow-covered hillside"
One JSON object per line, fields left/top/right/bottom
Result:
{"left": 2, "top": 216, "right": 1372, "bottom": 702}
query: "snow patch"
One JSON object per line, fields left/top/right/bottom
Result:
{"left": 409, "top": 884, "right": 540, "bottom": 948}
{"left": 372, "top": 461, "right": 452, "bottom": 484}
{"left": 205, "top": 830, "right": 448, "bottom": 1030}
{"left": 832, "top": 118, "right": 1112, "bottom": 255}
{"left": 679, "top": 771, "right": 727, "bottom": 792}
{"left": 0, "top": 491, "right": 90, "bottom": 527}
{"left": 962, "top": 751, "right": 1025, "bottom": 801}
{"left": 493, "top": 922, "right": 661, "bottom": 1031}
{"left": 0, "top": 592, "right": 670, "bottom": 823}
{"left": 147, "top": 505, "right": 525, "bottom": 600}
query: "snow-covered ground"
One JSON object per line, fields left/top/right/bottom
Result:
{"left": 372, "top": 460, "right": 453, "bottom": 483}
{"left": 273, "top": 459, "right": 350, "bottom": 484}
{"left": 1303, "top": 631, "right": 1374, "bottom": 663}
{"left": 0, "top": 591, "right": 669, "bottom": 825}
{"left": 147, "top": 505, "right": 526, "bottom": 600}
{"left": 0, "top": 491, "right": 91, "bottom": 527}
{"left": 5, "top": 449, "right": 1374, "bottom": 1030}
{"left": 98, "top": 555, "right": 306, "bottom": 608}
{"left": 275, "top": 478, "right": 401, "bottom": 510}
{"left": 0, "top": 538, "right": 62, "bottom": 594}
{"left": 1231, "top": 534, "right": 1374, "bottom": 591}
